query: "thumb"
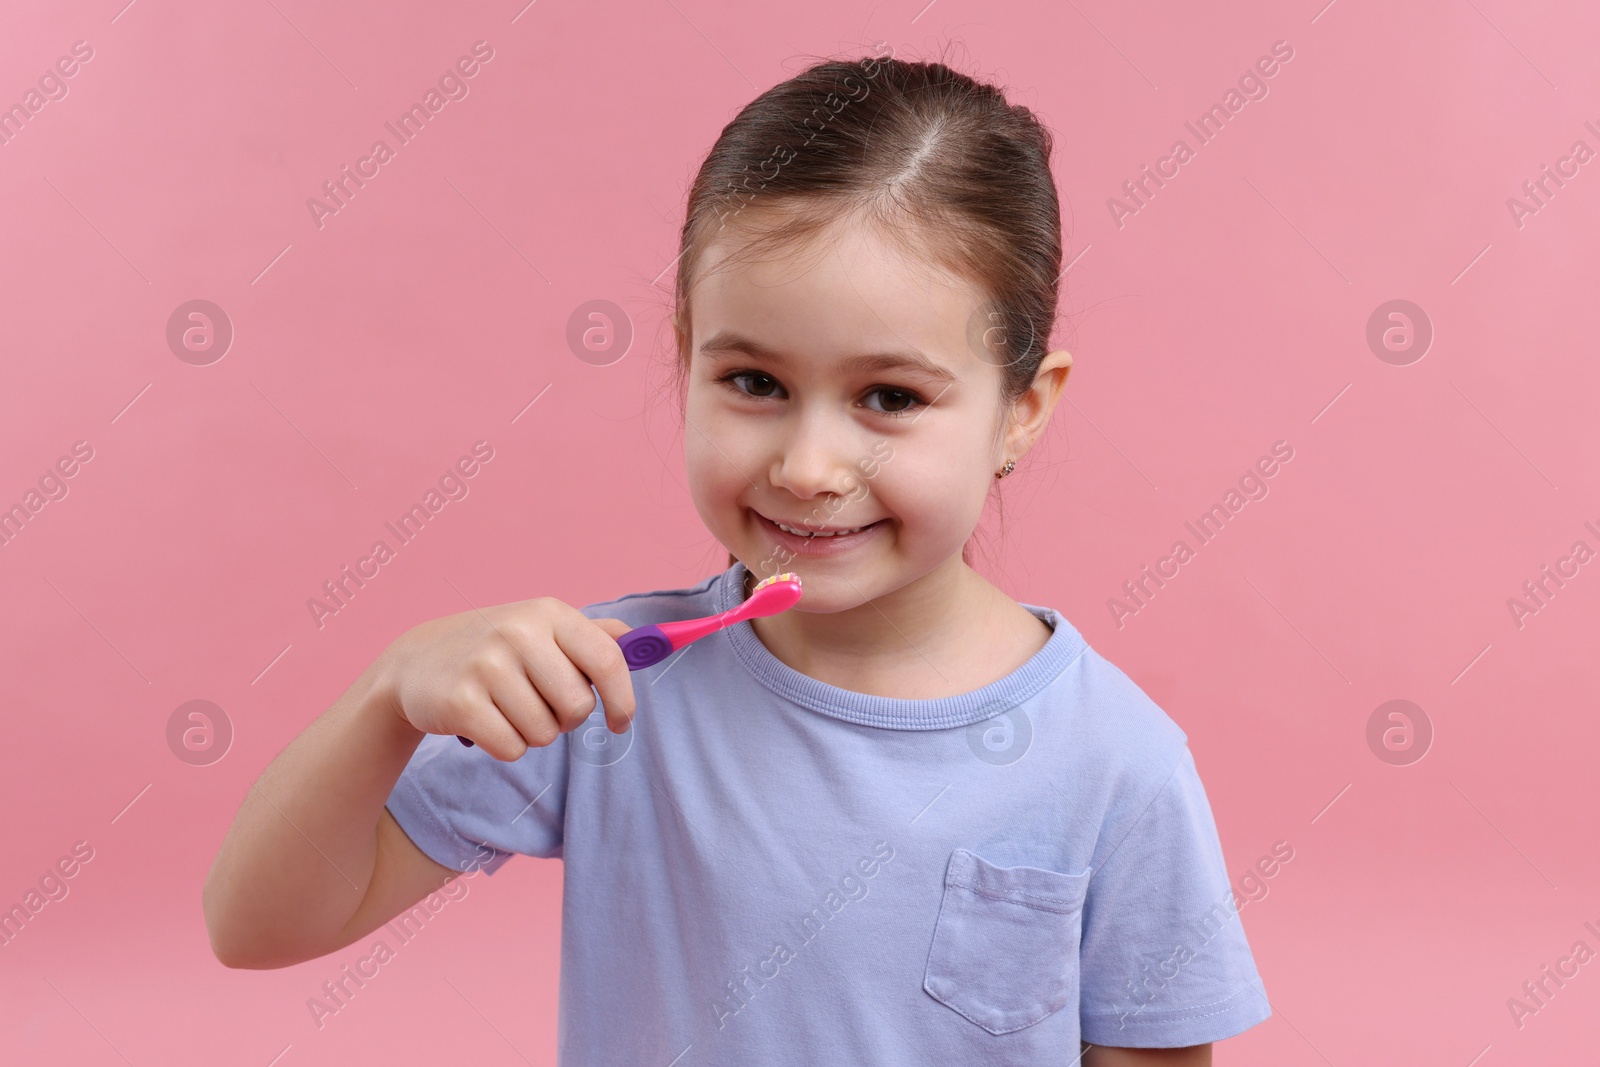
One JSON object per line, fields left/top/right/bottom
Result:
{"left": 589, "top": 617, "right": 635, "bottom": 640}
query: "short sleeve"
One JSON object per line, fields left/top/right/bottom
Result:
{"left": 1078, "top": 746, "right": 1271, "bottom": 1047}
{"left": 385, "top": 729, "right": 570, "bottom": 877}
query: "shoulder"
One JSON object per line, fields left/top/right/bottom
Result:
{"left": 1042, "top": 632, "right": 1226, "bottom": 871}
{"left": 576, "top": 568, "right": 727, "bottom": 629}
{"left": 1045, "top": 617, "right": 1191, "bottom": 791}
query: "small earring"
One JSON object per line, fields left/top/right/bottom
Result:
{"left": 995, "top": 459, "right": 1016, "bottom": 479}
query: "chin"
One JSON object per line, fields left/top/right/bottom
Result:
{"left": 790, "top": 567, "right": 899, "bottom": 609}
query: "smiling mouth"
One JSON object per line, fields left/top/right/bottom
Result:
{"left": 770, "top": 519, "right": 878, "bottom": 538}
{"left": 755, "top": 512, "right": 887, "bottom": 540}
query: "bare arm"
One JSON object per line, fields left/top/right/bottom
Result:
{"left": 202, "top": 601, "right": 637, "bottom": 970}
{"left": 201, "top": 654, "right": 452, "bottom": 969}
{"left": 1083, "top": 1043, "right": 1212, "bottom": 1067}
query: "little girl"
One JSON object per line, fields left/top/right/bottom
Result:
{"left": 205, "top": 50, "right": 1270, "bottom": 1066}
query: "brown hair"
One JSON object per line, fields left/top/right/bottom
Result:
{"left": 666, "top": 49, "right": 1066, "bottom": 572}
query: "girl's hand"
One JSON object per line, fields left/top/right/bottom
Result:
{"left": 375, "top": 598, "right": 637, "bottom": 761}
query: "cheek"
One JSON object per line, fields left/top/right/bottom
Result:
{"left": 875, "top": 455, "right": 987, "bottom": 536}
{"left": 684, "top": 433, "right": 729, "bottom": 518}
{"left": 683, "top": 403, "right": 753, "bottom": 527}
{"left": 683, "top": 388, "right": 725, "bottom": 475}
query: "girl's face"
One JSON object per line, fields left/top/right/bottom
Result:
{"left": 681, "top": 215, "right": 1010, "bottom": 614}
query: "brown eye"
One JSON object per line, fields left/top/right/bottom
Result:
{"left": 717, "top": 370, "right": 786, "bottom": 400}
{"left": 863, "top": 387, "right": 926, "bottom": 417}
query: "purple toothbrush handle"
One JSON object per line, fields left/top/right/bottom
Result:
{"left": 616, "top": 624, "right": 674, "bottom": 670}
{"left": 456, "top": 624, "right": 671, "bottom": 747}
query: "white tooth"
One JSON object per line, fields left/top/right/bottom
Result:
{"left": 775, "top": 520, "right": 867, "bottom": 537}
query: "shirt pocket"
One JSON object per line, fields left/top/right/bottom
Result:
{"left": 922, "top": 848, "right": 1093, "bottom": 1035}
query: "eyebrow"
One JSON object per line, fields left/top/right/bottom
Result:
{"left": 698, "top": 330, "right": 959, "bottom": 385}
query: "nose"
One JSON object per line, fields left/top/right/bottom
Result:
{"left": 767, "top": 406, "right": 865, "bottom": 504}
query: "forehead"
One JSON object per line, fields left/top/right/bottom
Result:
{"left": 689, "top": 214, "right": 990, "bottom": 376}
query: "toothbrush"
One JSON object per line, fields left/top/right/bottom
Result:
{"left": 457, "top": 572, "right": 803, "bottom": 746}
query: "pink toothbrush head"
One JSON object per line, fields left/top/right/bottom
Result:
{"left": 457, "top": 572, "right": 803, "bottom": 746}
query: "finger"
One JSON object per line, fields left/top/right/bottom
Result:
{"left": 551, "top": 613, "right": 637, "bottom": 734}
{"left": 453, "top": 681, "right": 531, "bottom": 762}
{"left": 484, "top": 666, "right": 560, "bottom": 750}
{"left": 589, "top": 617, "right": 634, "bottom": 640}
{"left": 508, "top": 627, "right": 608, "bottom": 734}
{"left": 579, "top": 619, "right": 637, "bottom": 734}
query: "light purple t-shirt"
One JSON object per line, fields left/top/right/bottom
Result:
{"left": 385, "top": 560, "right": 1271, "bottom": 1063}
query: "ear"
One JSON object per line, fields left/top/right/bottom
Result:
{"left": 1002, "top": 349, "right": 1073, "bottom": 463}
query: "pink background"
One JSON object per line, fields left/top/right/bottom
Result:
{"left": 2, "top": 0, "right": 1597, "bottom": 1062}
